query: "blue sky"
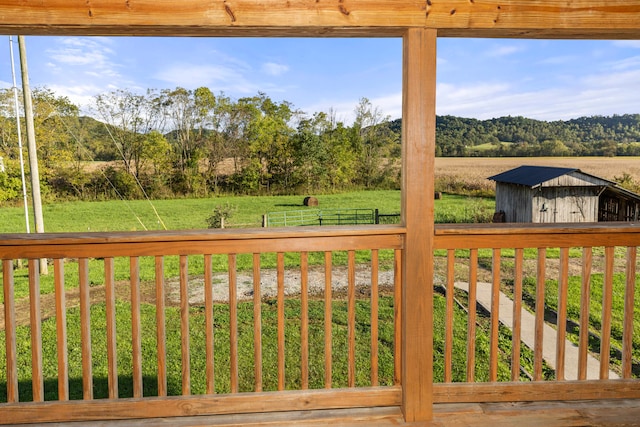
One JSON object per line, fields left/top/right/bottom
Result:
{"left": 1, "top": 36, "right": 639, "bottom": 123}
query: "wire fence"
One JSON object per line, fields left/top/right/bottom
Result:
{"left": 265, "top": 208, "right": 400, "bottom": 227}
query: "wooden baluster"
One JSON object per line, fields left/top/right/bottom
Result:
{"left": 78, "top": 258, "right": 93, "bottom": 400}
{"left": 556, "top": 247, "right": 569, "bottom": 381}
{"left": 277, "top": 252, "right": 285, "bottom": 391}
{"left": 511, "top": 248, "right": 524, "bottom": 381}
{"left": 204, "top": 254, "right": 215, "bottom": 394}
{"left": 324, "top": 251, "right": 333, "bottom": 389}
{"left": 534, "top": 248, "right": 546, "bottom": 381}
{"left": 466, "top": 249, "right": 478, "bottom": 383}
{"left": 600, "top": 246, "right": 614, "bottom": 379}
{"left": 155, "top": 256, "right": 167, "bottom": 397}
{"left": 393, "top": 248, "right": 402, "bottom": 386}
{"left": 300, "top": 252, "right": 309, "bottom": 390}
{"left": 253, "top": 253, "right": 262, "bottom": 392}
{"left": 28, "top": 259, "right": 44, "bottom": 402}
{"left": 105, "top": 257, "right": 117, "bottom": 399}
{"left": 54, "top": 259, "right": 69, "bottom": 401}
{"left": 131, "top": 257, "right": 142, "bottom": 398}
{"left": 489, "top": 249, "right": 501, "bottom": 382}
{"left": 578, "top": 247, "right": 592, "bottom": 380}
{"left": 444, "top": 249, "right": 455, "bottom": 383}
{"left": 229, "top": 254, "right": 238, "bottom": 393}
{"left": 371, "top": 249, "right": 379, "bottom": 387}
{"left": 347, "top": 250, "right": 356, "bottom": 388}
{"left": 179, "top": 255, "right": 190, "bottom": 395}
{"left": 622, "top": 246, "right": 636, "bottom": 379}
{"left": 3, "top": 259, "right": 18, "bottom": 403}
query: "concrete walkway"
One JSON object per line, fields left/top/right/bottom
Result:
{"left": 453, "top": 281, "right": 618, "bottom": 380}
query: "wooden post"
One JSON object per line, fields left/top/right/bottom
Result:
{"left": 401, "top": 28, "right": 436, "bottom": 421}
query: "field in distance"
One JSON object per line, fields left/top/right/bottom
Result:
{"left": 435, "top": 156, "right": 640, "bottom": 183}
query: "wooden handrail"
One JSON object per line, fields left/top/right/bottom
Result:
{"left": 0, "top": 226, "right": 405, "bottom": 259}
{"left": 0, "top": 225, "right": 406, "bottom": 245}
{"left": 435, "top": 222, "right": 640, "bottom": 249}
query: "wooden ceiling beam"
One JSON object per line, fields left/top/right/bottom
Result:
{"left": 0, "top": 1, "right": 638, "bottom": 39}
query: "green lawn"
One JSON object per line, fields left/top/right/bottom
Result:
{"left": 1, "top": 191, "right": 403, "bottom": 233}
{"left": 0, "top": 294, "right": 516, "bottom": 403}
{"left": 521, "top": 272, "right": 640, "bottom": 364}
{"left": 0, "top": 190, "right": 495, "bottom": 233}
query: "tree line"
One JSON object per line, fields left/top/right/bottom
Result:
{"left": 415, "top": 114, "right": 640, "bottom": 157}
{"left": 0, "top": 86, "right": 639, "bottom": 203}
{"left": 0, "top": 87, "right": 399, "bottom": 202}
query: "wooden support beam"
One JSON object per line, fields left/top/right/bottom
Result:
{"left": 401, "top": 27, "right": 436, "bottom": 422}
{"left": 0, "top": 1, "right": 639, "bottom": 38}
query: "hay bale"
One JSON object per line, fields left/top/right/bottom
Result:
{"left": 303, "top": 196, "right": 319, "bottom": 206}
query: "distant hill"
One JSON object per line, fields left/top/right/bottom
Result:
{"left": 388, "top": 114, "right": 640, "bottom": 157}
{"left": 78, "top": 116, "right": 121, "bottom": 161}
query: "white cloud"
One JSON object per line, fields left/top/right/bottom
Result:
{"left": 434, "top": 61, "right": 640, "bottom": 121}
{"left": 537, "top": 55, "right": 581, "bottom": 65}
{"left": 369, "top": 92, "right": 403, "bottom": 121}
{"left": 301, "top": 91, "right": 403, "bottom": 125}
{"left": 40, "top": 37, "right": 126, "bottom": 106}
{"left": 46, "top": 37, "right": 117, "bottom": 70}
{"left": 262, "top": 62, "right": 289, "bottom": 76}
{"left": 154, "top": 63, "right": 259, "bottom": 94}
{"left": 613, "top": 40, "right": 640, "bottom": 49}
{"left": 606, "top": 55, "right": 640, "bottom": 71}
{"left": 486, "top": 45, "right": 523, "bottom": 57}
{"left": 436, "top": 82, "right": 511, "bottom": 114}
{"left": 46, "top": 83, "right": 105, "bottom": 113}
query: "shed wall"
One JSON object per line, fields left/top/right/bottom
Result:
{"left": 532, "top": 187, "right": 599, "bottom": 223}
{"left": 495, "top": 184, "right": 533, "bottom": 222}
{"left": 539, "top": 172, "right": 610, "bottom": 188}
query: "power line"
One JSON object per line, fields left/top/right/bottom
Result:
{"left": 8, "top": 36, "right": 30, "bottom": 233}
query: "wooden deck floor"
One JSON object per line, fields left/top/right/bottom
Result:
{"left": 12, "top": 399, "right": 640, "bottom": 426}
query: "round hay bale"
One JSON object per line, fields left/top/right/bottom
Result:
{"left": 303, "top": 196, "right": 319, "bottom": 207}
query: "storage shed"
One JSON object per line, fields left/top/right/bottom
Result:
{"left": 489, "top": 165, "right": 640, "bottom": 223}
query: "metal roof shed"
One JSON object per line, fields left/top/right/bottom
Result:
{"left": 488, "top": 165, "right": 640, "bottom": 223}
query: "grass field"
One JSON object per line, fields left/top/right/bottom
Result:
{"left": 521, "top": 272, "right": 640, "bottom": 364}
{"left": 0, "top": 293, "right": 519, "bottom": 403}
{"left": 0, "top": 190, "right": 494, "bottom": 233}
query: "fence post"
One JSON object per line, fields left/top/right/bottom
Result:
{"left": 400, "top": 27, "right": 436, "bottom": 422}
{"left": 262, "top": 214, "right": 267, "bottom": 228}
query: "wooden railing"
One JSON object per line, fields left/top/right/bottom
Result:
{"left": 1, "top": 222, "right": 640, "bottom": 424}
{"left": 0, "top": 226, "right": 403, "bottom": 424}
{"left": 433, "top": 222, "right": 640, "bottom": 403}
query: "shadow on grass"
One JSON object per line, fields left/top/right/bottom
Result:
{"left": 0, "top": 375, "right": 184, "bottom": 403}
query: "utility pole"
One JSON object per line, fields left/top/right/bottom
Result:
{"left": 18, "top": 35, "right": 48, "bottom": 274}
